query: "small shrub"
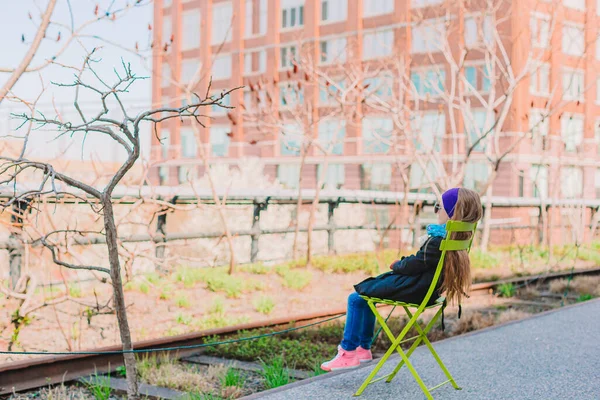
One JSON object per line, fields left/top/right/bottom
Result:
{"left": 116, "top": 366, "right": 126, "bottom": 377}
{"left": 253, "top": 296, "right": 275, "bottom": 315}
{"left": 145, "top": 272, "right": 161, "bottom": 285}
{"left": 203, "top": 272, "right": 244, "bottom": 298}
{"left": 209, "top": 297, "right": 225, "bottom": 314}
{"left": 175, "top": 295, "right": 191, "bottom": 309}
{"left": 280, "top": 269, "right": 312, "bottom": 290}
{"left": 84, "top": 372, "right": 111, "bottom": 400}
{"left": 240, "top": 262, "right": 271, "bottom": 275}
{"left": 68, "top": 285, "right": 83, "bottom": 298}
{"left": 159, "top": 287, "right": 173, "bottom": 300}
{"left": 220, "top": 368, "right": 245, "bottom": 387}
{"left": 176, "top": 313, "right": 194, "bottom": 326}
{"left": 577, "top": 293, "right": 593, "bottom": 302}
{"left": 260, "top": 356, "right": 291, "bottom": 389}
{"left": 496, "top": 283, "right": 516, "bottom": 298}
{"left": 174, "top": 267, "right": 205, "bottom": 288}
{"left": 139, "top": 282, "right": 150, "bottom": 294}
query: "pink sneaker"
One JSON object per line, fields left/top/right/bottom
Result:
{"left": 321, "top": 346, "right": 360, "bottom": 372}
{"left": 356, "top": 346, "right": 373, "bottom": 363}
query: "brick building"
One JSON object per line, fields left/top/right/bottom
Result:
{"left": 151, "top": 0, "right": 600, "bottom": 223}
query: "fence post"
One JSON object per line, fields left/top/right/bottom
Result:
{"left": 9, "top": 199, "right": 29, "bottom": 289}
{"left": 155, "top": 196, "right": 178, "bottom": 273}
{"left": 250, "top": 198, "right": 268, "bottom": 263}
{"left": 327, "top": 200, "right": 340, "bottom": 255}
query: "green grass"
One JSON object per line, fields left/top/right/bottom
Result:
{"left": 209, "top": 297, "right": 225, "bottom": 314}
{"left": 279, "top": 269, "right": 312, "bottom": 290}
{"left": 220, "top": 368, "right": 245, "bottom": 387}
{"left": 577, "top": 293, "right": 593, "bottom": 302}
{"left": 260, "top": 356, "right": 291, "bottom": 389}
{"left": 139, "top": 282, "right": 150, "bottom": 294}
{"left": 83, "top": 372, "right": 111, "bottom": 400}
{"left": 176, "top": 313, "right": 194, "bottom": 326}
{"left": 497, "top": 283, "right": 516, "bottom": 298}
{"left": 145, "top": 272, "right": 162, "bottom": 285}
{"left": 159, "top": 286, "right": 173, "bottom": 300}
{"left": 174, "top": 267, "right": 206, "bottom": 288}
{"left": 204, "top": 272, "right": 244, "bottom": 298}
{"left": 185, "top": 393, "right": 223, "bottom": 400}
{"left": 240, "top": 262, "right": 271, "bottom": 275}
{"left": 253, "top": 296, "right": 275, "bottom": 315}
{"left": 175, "top": 295, "right": 191, "bottom": 308}
{"left": 196, "top": 313, "right": 250, "bottom": 330}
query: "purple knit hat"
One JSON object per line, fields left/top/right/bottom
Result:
{"left": 442, "top": 188, "right": 460, "bottom": 218}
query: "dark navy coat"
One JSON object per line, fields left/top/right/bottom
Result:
{"left": 354, "top": 236, "right": 444, "bottom": 305}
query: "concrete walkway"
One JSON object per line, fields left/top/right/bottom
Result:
{"left": 247, "top": 299, "right": 600, "bottom": 400}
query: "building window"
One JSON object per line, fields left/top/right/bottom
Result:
{"left": 362, "top": 117, "right": 393, "bottom": 154}
{"left": 562, "top": 23, "right": 585, "bottom": 56}
{"left": 210, "top": 126, "right": 231, "bottom": 157}
{"left": 411, "top": 20, "right": 446, "bottom": 54}
{"left": 321, "top": 0, "right": 347, "bottom": 22}
{"left": 279, "top": 81, "right": 305, "bottom": 108}
{"left": 530, "top": 14, "right": 550, "bottom": 49}
{"left": 212, "top": 54, "right": 232, "bottom": 80}
{"left": 318, "top": 119, "right": 346, "bottom": 155}
{"left": 160, "top": 129, "right": 170, "bottom": 159}
{"left": 277, "top": 164, "right": 301, "bottom": 189}
{"left": 464, "top": 14, "right": 493, "bottom": 48}
{"left": 180, "top": 128, "right": 197, "bottom": 158}
{"left": 361, "top": 163, "right": 392, "bottom": 191}
{"left": 178, "top": 166, "right": 197, "bottom": 184}
{"left": 363, "top": 0, "right": 393, "bottom": 17}
{"left": 518, "top": 170, "right": 525, "bottom": 198}
{"left": 412, "top": 0, "right": 443, "bottom": 8}
{"left": 560, "top": 114, "right": 584, "bottom": 153}
{"left": 317, "top": 164, "right": 345, "bottom": 189}
{"left": 281, "top": 0, "right": 304, "bottom": 29}
{"left": 320, "top": 37, "right": 347, "bottom": 64}
{"left": 159, "top": 166, "right": 170, "bottom": 185}
{"left": 180, "top": 58, "right": 200, "bottom": 84}
{"left": 464, "top": 64, "right": 491, "bottom": 93}
{"left": 163, "top": 0, "right": 172, "bottom": 7}
{"left": 411, "top": 112, "right": 445, "bottom": 152}
{"left": 411, "top": 67, "right": 445, "bottom": 97}
{"left": 161, "top": 63, "right": 171, "bottom": 88}
{"left": 530, "top": 109, "right": 550, "bottom": 151}
{"left": 280, "top": 44, "right": 297, "bottom": 69}
{"left": 182, "top": 9, "right": 201, "bottom": 50}
{"left": 161, "top": 96, "right": 171, "bottom": 118}
{"left": 410, "top": 162, "right": 439, "bottom": 192}
{"left": 363, "top": 74, "right": 394, "bottom": 101}
{"left": 563, "top": 0, "right": 586, "bottom": 11}
{"left": 242, "top": 88, "right": 267, "bottom": 113}
{"left": 362, "top": 30, "right": 393, "bottom": 59}
{"left": 466, "top": 110, "right": 491, "bottom": 152}
{"left": 211, "top": 91, "right": 231, "bottom": 115}
{"left": 561, "top": 167, "right": 583, "bottom": 198}
{"left": 245, "top": 0, "right": 268, "bottom": 37}
{"left": 530, "top": 165, "right": 548, "bottom": 198}
{"left": 530, "top": 63, "right": 550, "bottom": 96}
{"left": 244, "top": 49, "right": 267, "bottom": 75}
{"left": 280, "top": 123, "right": 303, "bottom": 155}
{"left": 464, "top": 161, "right": 489, "bottom": 193}
{"left": 562, "top": 69, "right": 584, "bottom": 101}
{"left": 212, "top": 2, "right": 233, "bottom": 45}
{"left": 319, "top": 79, "right": 345, "bottom": 105}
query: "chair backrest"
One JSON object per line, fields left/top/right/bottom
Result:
{"left": 418, "top": 221, "right": 478, "bottom": 311}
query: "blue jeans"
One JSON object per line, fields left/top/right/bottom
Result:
{"left": 340, "top": 292, "right": 376, "bottom": 351}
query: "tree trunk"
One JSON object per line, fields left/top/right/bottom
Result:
{"left": 306, "top": 154, "right": 327, "bottom": 267}
{"left": 292, "top": 143, "right": 308, "bottom": 260}
{"left": 480, "top": 187, "right": 494, "bottom": 251}
{"left": 103, "top": 200, "right": 139, "bottom": 399}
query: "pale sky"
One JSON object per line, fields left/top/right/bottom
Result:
{"left": 0, "top": 0, "right": 154, "bottom": 162}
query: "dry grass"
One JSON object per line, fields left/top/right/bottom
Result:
{"left": 138, "top": 354, "right": 225, "bottom": 393}
{"left": 496, "top": 309, "right": 531, "bottom": 324}
{"left": 7, "top": 384, "right": 93, "bottom": 399}
{"left": 548, "top": 276, "right": 600, "bottom": 296}
{"left": 450, "top": 311, "right": 496, "bottom": 335}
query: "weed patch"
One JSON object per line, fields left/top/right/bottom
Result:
{"left": 253, "top": 296, "right": 275, "bottom": 315}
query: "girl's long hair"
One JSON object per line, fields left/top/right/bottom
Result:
{"left": 440, "top": 188, "right": 483, "bottom": 305}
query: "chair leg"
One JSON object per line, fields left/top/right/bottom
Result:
{"left": 384, "top": 306, "right": 440, "bottom": 383}
{"left": 405, "top": 307, "right": 461, "bottom": 390}
{"left": 354, "top": 301, "right": 417, "bottom": 396}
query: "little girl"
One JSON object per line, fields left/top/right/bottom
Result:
{"left": 321, "top": 188, "right": 482, "bottom": 371}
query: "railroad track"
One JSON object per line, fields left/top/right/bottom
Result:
{"left": 2, "top": 266, "right": 599, "bottom": 396}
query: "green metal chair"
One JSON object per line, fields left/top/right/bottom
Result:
{"left": 355, "top": 220, "right": 477, "bottom": 399}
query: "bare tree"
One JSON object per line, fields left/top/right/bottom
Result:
{"left": 0, "top": 50, "right": 231, "bottom": 399}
